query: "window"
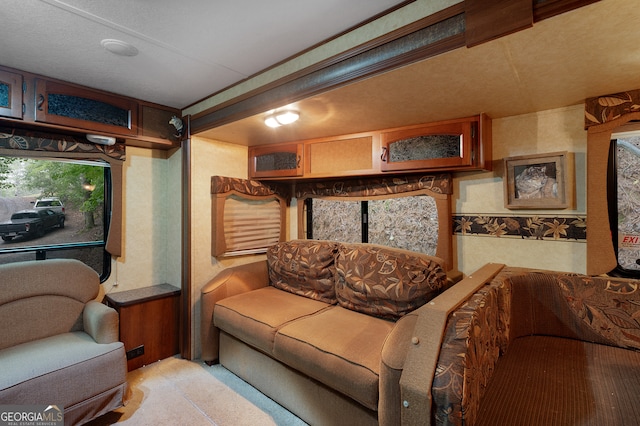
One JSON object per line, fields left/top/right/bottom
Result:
{"left": 304, "top": 195, "right": 439, "bottom": 256}
{"left": 608, "top": 131, "right": 640, "bottom": 277}
{"left": 0, "top": 156, "right": 111, "bottom": 280}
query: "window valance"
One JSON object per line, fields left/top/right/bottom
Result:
{"left": 294, "top": 173, "right": 452, "bottom": 199}
{"left": 0, "top": 125, "right": 126, "bottom": 161}
{"left": 585, "top": 89, "right": 640, "bottom": 129}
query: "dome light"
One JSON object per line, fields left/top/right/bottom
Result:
{"left": 264, "top": 110, "right": 299, "bottom": 128}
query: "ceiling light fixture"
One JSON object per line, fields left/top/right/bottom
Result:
{"left": 264, "top": 110, "right": 299, "bottom": 128}
{"left": 100, "top": 39, "right": 139, "bottom": 57}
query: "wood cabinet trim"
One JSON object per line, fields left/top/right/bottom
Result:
{"left": 250, "top": 114, "right": 491, "bottom": 180}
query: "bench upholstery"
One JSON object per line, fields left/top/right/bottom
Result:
{"left": 428, "top": 266, "right": 640, "bottom": 425}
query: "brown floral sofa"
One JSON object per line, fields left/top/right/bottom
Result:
{"left": 201, "top": 239, "right": 458, "bottom": 426}
{"left": 402, "top": 263, "right": 640, "bottom": 425}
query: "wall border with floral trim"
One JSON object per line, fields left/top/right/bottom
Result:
{"left": 453, "top": 214, "right": 586, "bottom": 241}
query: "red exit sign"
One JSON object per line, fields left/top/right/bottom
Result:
{"left": 620, "top": 234, "right": 640, "bottom": 248}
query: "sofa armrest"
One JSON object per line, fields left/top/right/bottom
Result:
{"left": 84, "top": 300, "right": 119, "bottom": 344}
{"left": 200, "top": 260, "right": 269, "bottom": 363}
{"left": 399, "top": 263, "right": 504, "bottom": 425}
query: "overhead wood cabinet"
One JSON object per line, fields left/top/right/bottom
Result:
{"left": 380, "top": 114, "right": 492, "bottom": 172}
{"left": 248, "top": 114, "right": 491, "bottom": 180}
{"left": 0, "top": 65, "right": 181, "bottom": 150}
{"left": 35, "top": 78, "right": 138, "bottom": 137}
{"left": 0, "top": 69, "right": 23, "bottom": 119}
{"left": 249, "top": 143, "right": 303, "bottom": 178}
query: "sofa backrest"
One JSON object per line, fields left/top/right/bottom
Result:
{"left": 509, "top": 271, "right": 640, "bottom": 349}
{"left": 0, "top": 259, "right": 100, "bottom": 350}
{"left": 266, "top": 239, "right": 448, "bottom": 319}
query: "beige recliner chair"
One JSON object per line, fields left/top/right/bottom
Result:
{"left": 0, "top": 259, "right": 127, "bottom": 425}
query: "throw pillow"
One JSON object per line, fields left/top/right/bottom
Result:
{"left": 336, "top": 243, "right": 447, "bottom": 319}
{"left": 267, "top": 239, "right": 338, "bottom": 303}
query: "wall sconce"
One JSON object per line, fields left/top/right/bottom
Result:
{"left": 82, "top": 183, "right": 96, "bottom": 191}
{"left": 264, "top": 110, "right": 299, "bottom": 128}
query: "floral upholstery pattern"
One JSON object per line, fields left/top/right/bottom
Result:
{"left": 432, "top": 268, "right": 640, "bottom": 426}
{"left": 556, "top": 274, "right": 640, "bottom": 350}
{"left": 267, "top": 240, "right": 339, "bottom": 303}
{"left": 432, "top": 276, "right": 509, "bottom": 425}
{"left": 335, "top": 243, "right": 447, "bottom": 319}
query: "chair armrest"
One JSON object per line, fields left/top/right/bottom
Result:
{"left": 399, "top": 263, "right": 504, "bottom": 425}
{"left": 84, "top": 300, "right": 119, "bottom": 344}
{"left": 200, "top": 260, "right": 269, "bottom": 363}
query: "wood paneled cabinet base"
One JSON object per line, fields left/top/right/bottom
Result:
{"left": 105, "top": 284, "right": 181, "bottom": 371}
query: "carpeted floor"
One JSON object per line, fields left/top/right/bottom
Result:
{"left": 87, "top": 356, "right": 307, "bottom": 425}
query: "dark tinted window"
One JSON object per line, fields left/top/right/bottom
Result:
{"left": 608, "top": 132, "right": 640, "bottom": 277}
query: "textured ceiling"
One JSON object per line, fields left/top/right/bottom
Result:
{"left": 197, "top": 0, "right": 640, "bottom": 146}
{"left": 0, "top": 0, "right": 405, "bottom": 109}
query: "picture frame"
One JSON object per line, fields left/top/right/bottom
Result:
{"left": 504, "top": 151, "right": 573, "bottom": 209}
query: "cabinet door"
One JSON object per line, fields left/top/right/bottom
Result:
{"left": 34, "top": 79, "right": 138, "bottom": 136}
{"left": 380, "top": 121, "right": 475, "bottom": 172}
{"left": 249, "top": 144, "right": 303, "bottom": 178}
{"left": 304, "top": 135, "right": 377, "bottom": 178}
{"left": 139, "top": 104, "right": 182, "bottom": 144}
{"left": 0, "top": 70, "right": 23, "bottom": 119}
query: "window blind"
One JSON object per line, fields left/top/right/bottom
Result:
{"left": 222, "top": 195, "right": 282, "bottom": 255}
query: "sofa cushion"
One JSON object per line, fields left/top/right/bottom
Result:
{"left": 214, "top": 286, "right": 332, "bottom": 355}
{"left": 0, "top": 331, "right": 126, "bottom": 405}
{"left": 335, "top": 243, "right": 447, "bottom": 319}
{"left": 267, "top": 239, "right": 338, "bottom": 303}
{"left": 273, "top": 306, "right": 395, "bottom": 410}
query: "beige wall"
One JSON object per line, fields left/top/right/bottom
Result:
{"left": 102, "top": 146, "right": 182, "bottom": 294}
{"left": 453, "top": 104, "right": 587, "bottom": 275}
{"left": 189, "top": 135, "right": 268, "bottom": 358}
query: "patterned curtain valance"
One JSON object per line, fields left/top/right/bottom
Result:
{"left": 211, "top": 174, "right": 452, "bottom": 201}
{"left": 211, "top": 176, "right": 294, "bottom": 199}
{"left": 211, "top": 176, "right": 280, "bottom": 196}
{"left": 294, "top": 174, "right": 452, "bottom": 199}
{"left": 0, "top": 126, "right": 125, "bottom": 162}
{"left": 585, "top": 89, "right": 640, "bottom": 129}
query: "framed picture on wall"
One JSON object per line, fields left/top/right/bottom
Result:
{"left": 504, "top": 151, "right": 573, "bottom": 209}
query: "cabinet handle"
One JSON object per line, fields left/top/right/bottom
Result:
{"left": 36, "top": 94, "right": 45, "bottom": 111}
{"left": 297, "top": 155, "right": 301, "bottom": 168}
{"left": 381, "top": 146, "right": 388, "bottom": 162}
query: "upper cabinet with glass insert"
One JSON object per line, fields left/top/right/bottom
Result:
{"left": 249, "top": 143, "right": 304, "bottom": 178}
{"left": 380, "top": 114, "right": 491, "bottom": 172}
{"left": 249, "top": 114, "right": 491, "bottom": 180}
{"left": 34, "top": 79, "right": 138, "bottom": 136}
{"left": 0, "top": 69, "right": 24, "bottom": 119}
